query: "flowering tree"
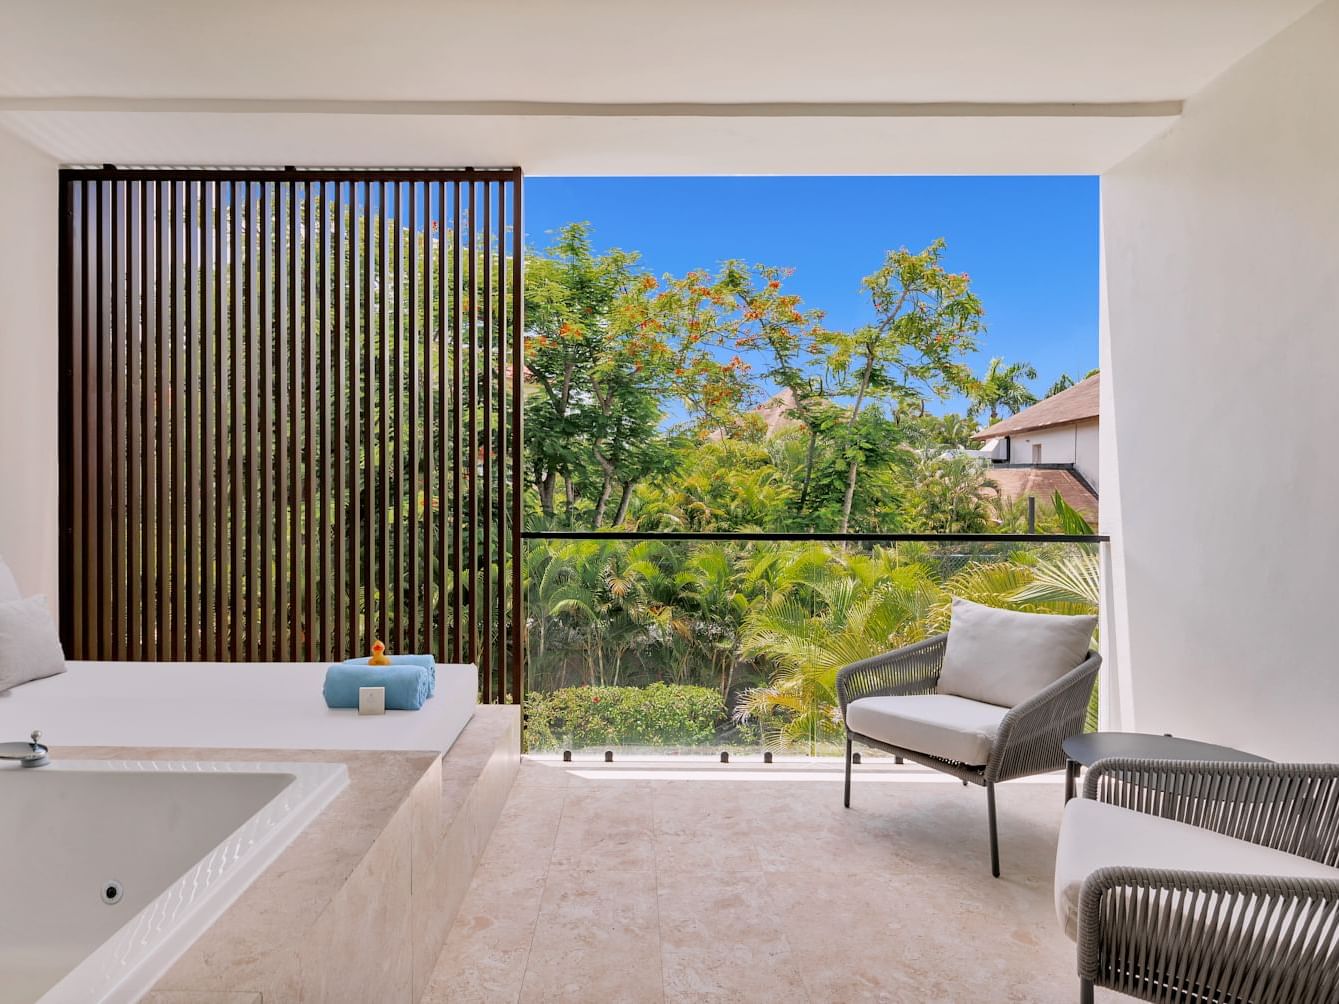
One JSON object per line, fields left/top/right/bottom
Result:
{"left": 820, "top": 239, "right": 985, "bottom": 530}
{"left": 524, "top": 223, "right": 750, "bottom": 526}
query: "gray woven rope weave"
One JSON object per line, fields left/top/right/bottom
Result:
{"left": 1074, "top": 758, "right": 1339, "bottom": 1004}
{"left": 836, "top": 632, "right": 1101, "bottom": 876}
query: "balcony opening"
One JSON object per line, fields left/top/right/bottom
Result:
{"left": 521, "top": 175, "right": 1103, "bottom": 759}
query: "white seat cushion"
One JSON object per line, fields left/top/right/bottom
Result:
{"left": 845, "top": 694, "right": 1009, "bottom": 766}
{"left": 1054, "top": 797, "right": 1339, "bottom": 941}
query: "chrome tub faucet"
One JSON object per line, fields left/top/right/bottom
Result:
{"left": 0, "top": 730, "right": 49, "bottom": 767}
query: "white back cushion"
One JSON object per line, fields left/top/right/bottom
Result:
{"left": 0, "top": 595, "right": 67, "bottom": 693}
{"left": 936, "top": 597, "right": 1095, "bottom": 708}
{"left": 0, "top": 557, "right": 20, "bottom": 602}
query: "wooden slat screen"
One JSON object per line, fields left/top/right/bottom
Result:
{"left": 58, "top": 168, "right": 524, "bottom": 703}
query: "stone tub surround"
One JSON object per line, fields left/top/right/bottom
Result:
{"left": 45, "top": 705, "right": 518, "bottom": 1003}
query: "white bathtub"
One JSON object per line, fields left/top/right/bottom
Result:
{"left": 0, "top": 759, "right": 347, "bottom": 1004}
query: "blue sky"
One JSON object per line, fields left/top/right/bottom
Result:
{"left": 524, "top": 176, "right": 1098, "bottom": 417}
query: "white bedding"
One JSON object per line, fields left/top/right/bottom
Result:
{"left": 0, "top": 660, "right": 476, "bottom": 753}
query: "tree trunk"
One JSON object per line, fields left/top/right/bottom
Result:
{"left": 839, "top": 358, "right": 876, "bottom": 533}
{"left": 840, "top": 461, "right": 860, "bottom": 533}
{"left": 797, "top": 427, "right": 818, "bottom": 513}
{"left": 612, "top": 481, "right": 635, "bottom": 527}
{"left": 592, "top": 478, "right": 613, "bottom": 528}
{"left": 590, "top": 446, "right": 617, "bottom": 528}
{"left": 539, "top": 470, "right": 556, "bottom": 518}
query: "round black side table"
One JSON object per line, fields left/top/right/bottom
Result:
{"left": 1061, "top": 731, "right": 1269, "bottom": 802}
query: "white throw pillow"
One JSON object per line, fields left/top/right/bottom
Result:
{"left": 0, "top": 557, "right": 20, "bottom": 602}
{"left": 0, "top": 595, "right": 67, "bottom": 694}
{"left": 936, "top": 597, "right": 1096, "bottom": 708}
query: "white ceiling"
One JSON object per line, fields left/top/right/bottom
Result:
{"left": 0, "top": 0, "right": 1321, "bottom": 174}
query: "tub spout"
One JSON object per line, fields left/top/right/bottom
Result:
{"left": 0, "top": 729, "right": 50, "bottom": 767}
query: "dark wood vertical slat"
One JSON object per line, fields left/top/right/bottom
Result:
{"left": 230, "top": 181, "right": 244, "bottom": 661}
{"left": 215, "top": 181, "right": 228, "bottom": 661}
{"left": 66, "top": 180, "right": 83, "bottom": 657}
{"left": 111, "top": 180, "right": 127, "bottom": 659}
{"left": 364, "top": 181, "right": 377, "bottom": 652}
{"left": 392, "top": 180, "right": 404, "bottom": 653}
{"left": 451, "top": 181, "right": 463, "bottom": 665}
{"left": 467, "top": 180, "right": 479, "bottom": 677}
{"left": 305, "top": 181, "right": 318, "bottom": 660}
{"left": 408, "top": 182, "right": 421, "bottom": 652}
{"left": 436, "top": 180, "right": 449, "bottom": 664}
{"left": 275, "top": 182, "right": 290, "bottom": 661}
{"left": 259, "top": 183, "right": 274, "bottom": 661}
{"left": 66, "top": 181, "right": 84, "bottom": 656}
{"left": 171, "top": 181, "right": 185, "bottom": 660}
{"left": 155, "top": 181, "right": 170, "bottom": 661}
{"left": 379, "top": 182, "right": 391, "bottom": 648}
{"left": 142, "top": 181, "right": 158, "bottom": 661}
{"left": 289, "top": 181, "right": 302, "bottom": 661}
{"left": 320, "top": 182, "right": 333, "bottom": 661}
{"left": 510, "top": 172, "right": 525, "bottom": 704}
{"left": 80, "top": 182, "right": 95, "bottom": 657}
{"left": 422, "top": 183, "right": 435, "bottom": 658}
{"left": 482, "top": 182, "right": 493, "bottom": 696}
{"left": 57, "top": 178, "right": 75, "bottom": 655}
{"left": 127, "top": 181, "right": 143, "bottom": 660}
{"left": 184, "top": 182, "right": 199, "bottom": 659}
{"left": 247, "top": 183, "right": 261, "bottom": 662}
{"left": 98, "top": 183, "right": 111, "bottom": 657}
{"left": 351, "top": 182, "right": 364, "bottom": 657}
{"left": 496, "top": 181, "right": 508, "bottom": 696}
{"left": 335, "top": 183, "right": 348, "bottom": 660}
{"left": 199, "top": 182, "right": 216, "bottom": 661}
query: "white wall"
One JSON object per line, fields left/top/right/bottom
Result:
{"left": 1101, "top": 0, "right": 1339, "bottom": 760}
{"left": 1008, "top": 419, "right": 1100, "bottom": 491}
{"left": 0, "top": 126, "right": 59, "bottom": 604}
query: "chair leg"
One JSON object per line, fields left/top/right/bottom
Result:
{"left": 1079, "top": 978, "right": 1093, "bottom": 1004}
{"left": 986, "top": 780, "right": 1000, "bottom": 878}
{"left": 844, "top": 737, "right": 852, "bottom": 808}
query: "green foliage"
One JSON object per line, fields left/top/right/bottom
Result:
{"left": 969, "top": 356, "right": 1039, "bottom": 424}
{"left": 525, "top": 504, "right": 1100, "bottom": 753}
{"left": 524, "top": 682, "right": 725, "bottom": 751}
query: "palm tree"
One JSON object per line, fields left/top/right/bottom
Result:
{"left": 968, "top": 357, "right": 1039, "bottom": 424}
{"left": 1044, "top": 367, "right": 1098, "bottom": 400}
{"left": 734, "top": 546, "right": 943, "bottom": 753}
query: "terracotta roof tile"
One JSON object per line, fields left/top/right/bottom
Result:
{"left": 984, "top": 466, "right": 1098, "bottom": 529}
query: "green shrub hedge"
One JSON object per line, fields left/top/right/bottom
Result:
{"left": 524, "top": 682, "right": 726, "bottom": 750}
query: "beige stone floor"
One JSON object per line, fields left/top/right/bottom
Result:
{"left": 425, "top": 758, "right": 1117, "bottom": 1004}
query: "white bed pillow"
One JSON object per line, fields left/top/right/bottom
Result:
{"left": 0, "top": 595, "right": 67, "bottom": 694}
{"left": 936, "top": 597, "right": 1095, "bottom": 708}
{"left": 0, "top": 556, "right": 20, "bottom": 602}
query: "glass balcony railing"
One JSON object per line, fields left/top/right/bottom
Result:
{"left": 521, "top": 531, "right": 1106, "bottom": 758}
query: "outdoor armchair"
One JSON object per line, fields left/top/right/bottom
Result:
{"left": 837, "top": 628, "right": 1101, "bottom": 877}
{"left": 1059, "top": 758, "right": 1339, "bottom": 1004}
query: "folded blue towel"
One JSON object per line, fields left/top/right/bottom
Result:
{"left": 323, "top": 663, "right": 430, "bottom": 711}
{"left": 344, "top": 653, "right": 436, "bottom": 696}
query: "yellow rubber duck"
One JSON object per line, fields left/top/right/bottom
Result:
{"left": 368, "top": 640, "right": 391, "bottom": 666}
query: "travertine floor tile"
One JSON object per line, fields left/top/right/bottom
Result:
{"left": 428, "top": 759, "right": 1123, "bottom": 1004}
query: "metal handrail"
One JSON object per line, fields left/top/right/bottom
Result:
{"left": 522, "top": 530, "right": 1108, "bottom": 543}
